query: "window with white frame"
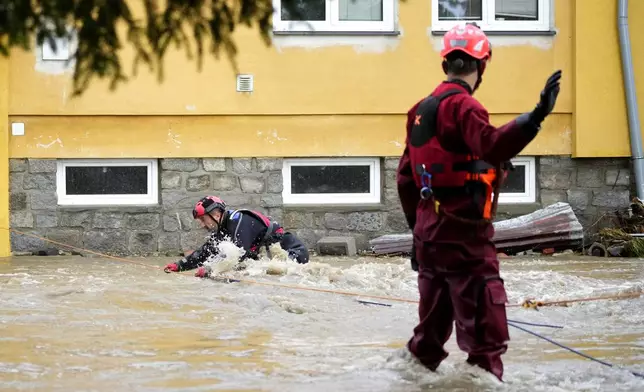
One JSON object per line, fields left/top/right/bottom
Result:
{"left": 273, "top": 0, "right": 396, "bottom": 33}
{"left": 282, "top": 157, "right": 381, "bottom": 205}
{"left": 432, "top": 0, "right": 551, "bottom": 32}
{"left": 56, "top": 159, "right": 159, "bottom": 206}
{"left": 497, "top": 156, "right": 536, "bottom": 204}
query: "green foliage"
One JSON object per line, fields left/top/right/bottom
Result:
{"left": 0, "top": 0, "right": 306, "bottom": 96}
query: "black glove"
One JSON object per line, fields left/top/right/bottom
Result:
{"left": 410, "top": 242, "right": 418, "bottom": 272}
{"left": 529, "top": 70, "right": 562, "bottom": 126}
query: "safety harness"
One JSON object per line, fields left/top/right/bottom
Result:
{"left": 409, "top": 88, "right": 511, "bottom": 226}
{"left": 228, "top": 209, "right": 282, "bottom": 258}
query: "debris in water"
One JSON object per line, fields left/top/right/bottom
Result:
{"left": 265, "top": 263, "right": 288, "bottom": 276}
{"left": 591, "top": 226, "right": 644, "bottom": 257}
{"left": 280, "top": 302, "right": 306, "bottom": 314}
{"left": 270, "top": 296, "right": 308, "bottom": 314}
{"left": 46, "top": 288, "right": 85, "bottom": 298}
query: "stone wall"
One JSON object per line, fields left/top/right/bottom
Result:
{"left": 8, "top": 157, "right": 407, "bottom": 255}
{"left": 536, "top": 156, "right": 633, "bottom": 231}
{"left": 8, "top": 156, "right": 635, "bottom": 256}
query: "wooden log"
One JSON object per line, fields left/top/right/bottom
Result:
{"left": 368, "top": 202, "right": 583, "bottom": 256}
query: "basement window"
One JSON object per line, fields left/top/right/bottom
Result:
{"left": 282, "top": 157, "right": 381, "bottom": 205}
{"left": 273, "top": 0, "right": 396, "bottom": 33}
{"left": 431, "top": 0, "right": 552, "bottom": 33}
{"left": 56, "top": 159, "right": 159, "bottom": 206}
{"left": 497, "top": 156, "right": 536, "bottom": 204}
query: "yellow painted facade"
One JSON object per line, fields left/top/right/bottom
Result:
{"left": 0, "top": 1, "right": 642, "bottom": 155}
{"left": 0, "top": 57, "right": 10, "bottom": 257}
{"left": 4, "top": 0, "right": 642, "bottom": 160}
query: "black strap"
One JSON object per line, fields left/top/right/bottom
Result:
{"left": 231, "top": 209, "right": 276, "bottom": 258}
{"left": 263, "top": 222, "right": 277, "bottom": 243}
{"left": 417, "top": 159, "right": 503, "bottom": 175}
{"left": 410, "top": 89, "right": 465, "bottom": 148}
{"left": 453, "top": 160, "right": 495, "bottom": 173}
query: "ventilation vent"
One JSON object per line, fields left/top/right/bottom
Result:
{"left": 236, "top": 74, "right": 254, "bottom": 92}
{"left": 42, "top": 38, "right": 71, "bottom": 61}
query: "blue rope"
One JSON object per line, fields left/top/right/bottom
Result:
{"left": 355, "top": 300, "right": 564, "bottom": 328}
{"left": 357, "top": 300, "right": 393, "bottom": 307}
{"left": 354, "top": 299, "right": 643, "bottom": 379}
{"left": 507, "top": 319, "right": 563, "bottom": 329}
{"left": 507, "top": 321, "right": 644, "bottom": 379}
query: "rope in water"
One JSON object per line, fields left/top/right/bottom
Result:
{"left": 355, "top": 298, "right": 644, "bottom": 380}
{"left": 507, "top": 321, "right": 644, "bottom": 379}
{"left": 7, "top": 229, "right": 644, "bottom": 309}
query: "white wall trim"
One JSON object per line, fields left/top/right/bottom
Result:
{"left": 56, "top": 158, "right": 159, "bottom": 206}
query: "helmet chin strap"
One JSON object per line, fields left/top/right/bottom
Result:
{"left": 473, "top": 60, "right": 487, "bottom": 92}
{"left": 207, "top": 212, "right": 222, "bottom": 232}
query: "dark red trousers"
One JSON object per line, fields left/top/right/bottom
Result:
{"left": 407, "top": 248, "right": 510, "bottom": 381}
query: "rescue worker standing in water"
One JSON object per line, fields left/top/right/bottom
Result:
{"left": 396, "top": 23, "right": 561, "bottom": 381}
{"left": 164, "top": 196, "right": 309, "bottom": 277}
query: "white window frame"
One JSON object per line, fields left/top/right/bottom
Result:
{"left": 497, "top": 156, "right": 536, "bottom": 204}
{"left": 272, "top": 0, "right": 396, "bottom": 33}
{"left": 282, "top": 157, "right": 381, "bottom": 205}
{"left": 431, "top": 0, "right": 551, "bottom": 33}
{"left": 56, "top": 159, "right": 159, "bottom": 206}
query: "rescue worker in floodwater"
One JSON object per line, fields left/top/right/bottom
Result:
{"left": 163, "top": 196, "right": 310, "bottom": 277}
{"left": 396, "top": 23, "right": 561, "bottom": 382}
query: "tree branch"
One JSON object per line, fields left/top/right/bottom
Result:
{"left": 0, "top": 0, "right": 281, "bottom": 96}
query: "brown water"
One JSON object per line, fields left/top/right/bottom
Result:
{"left": 1, "top": 250, "right": 643, "bottom": 391}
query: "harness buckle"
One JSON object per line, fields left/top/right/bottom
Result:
{"left": 419, "top": 164, "right": 433, "bottom": 201}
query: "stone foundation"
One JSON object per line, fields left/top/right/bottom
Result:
{"left": 536, "top": 156, "right": 633, "bottom": 232}
{"left": 8, "top": 156, "right": 635, "bottom": 256}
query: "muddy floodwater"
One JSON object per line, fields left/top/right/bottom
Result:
{"left": 1, "top": 250, "right": 644, "bottom": 391}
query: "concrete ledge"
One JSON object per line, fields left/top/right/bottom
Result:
{"left": 316, "top": 236, "right": 357, "bottom": 256}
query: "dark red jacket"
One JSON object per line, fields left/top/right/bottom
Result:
{"left": 397, "top": 81, "right": 540, "bottom": 257}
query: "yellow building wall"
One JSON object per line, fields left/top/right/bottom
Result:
{"left": 0, "top": 57, "right": 10, "bottom": 257}
{"left": 573, "top": 0, "right": 644, "bottom": 157}
{"left": 4, "top": 0, "right": 643, "bottom": 158}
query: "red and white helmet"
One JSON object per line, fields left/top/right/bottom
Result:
{"left": 440, "top": 22, "right": 492, "bottom": 61}
{"left": 192, "top": 196, "right": 226, "bottom": 219}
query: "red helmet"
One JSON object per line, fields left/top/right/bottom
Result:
{"left": 440, "top": 23, "right": 491, "bottom": 61}
{"left": 193, "top": 196, "right": 226, "bottom": 219}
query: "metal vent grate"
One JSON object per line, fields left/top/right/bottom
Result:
{"left": 236, "top": 74, "right": 254, "bottom": 92}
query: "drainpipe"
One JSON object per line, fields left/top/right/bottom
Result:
{"left": 618, "top": 0, "right": 644, "bottom": 201}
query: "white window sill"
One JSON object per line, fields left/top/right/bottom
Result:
{"left": 430, "top": 29, "right": 556, "bottom": 36}
{"left": 57, "top": 205, "right": 160, "bottom": 211}
{"left": 273, "top": 30, "right": 401, "bottom": 36}
{"left": 56, "top": 202, "right": 160, "bottom": 208}
{"left": 283, "top": 203, "right": 385, "bottom": 211}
